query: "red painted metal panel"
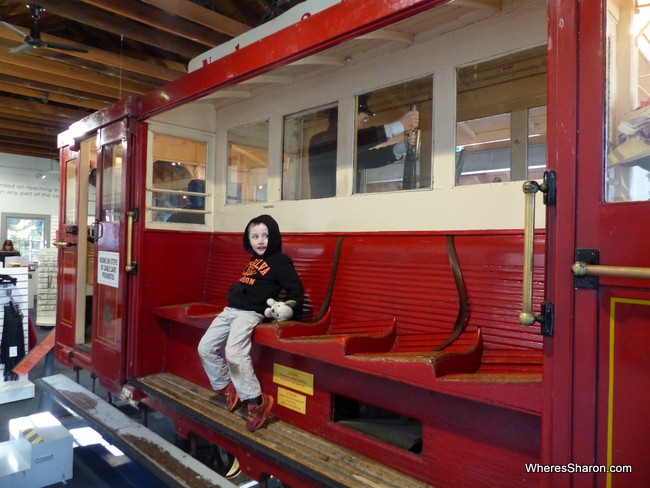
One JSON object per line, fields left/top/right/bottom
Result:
{"left": 598, "top": 290, "right": 650, "bottom": 488}
{"left": 543, "top": 0, "right": 580, "bottom": 478}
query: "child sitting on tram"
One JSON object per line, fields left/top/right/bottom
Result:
{"left": 197, "top": 214, "right": 304, "bottom": 431}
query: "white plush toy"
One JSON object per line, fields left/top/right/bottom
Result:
{"left": 264, "top": 298, "right": 296, "bottom": 321}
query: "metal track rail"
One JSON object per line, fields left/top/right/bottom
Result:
{"left": 36, "top": 374, "right": 236, "bottom": 488}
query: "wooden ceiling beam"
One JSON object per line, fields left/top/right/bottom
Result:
{"left": 0, "top": 108, "right": 72, "bottom": 127}
{"left": 16, "top": 0, "right": 205, "bottom": 58}
{"left": 0, "top": 50, "right": 154, "bottom": 97}
{"left": 0, "top": 26, "right": 186, "bottom": 81}
{"left": 0, "top": 81, "right": 106, "bottom": 110}
{"left": 0, "top": 72, "right": 114, "bottom": 104}
{"left": 0, "top": 117, "right": 61, "bottom": 136}
{"left": 0, "top": 95, "right": 89, "bottom": 121}
{"left": 78, "top": 0, "right": 231, "bottom": 47}
{"left": 141, "top": 0, "right": 252, "bottom": 38}
{"left": 0, "top": 142, "right": 58, "bottom": 159}
{"left": 0, "top": 127, "right": 52, "bottom": 142}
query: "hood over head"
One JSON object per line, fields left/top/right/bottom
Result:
{"left": 243, "top": 214, "right": 282, "bottom": 257}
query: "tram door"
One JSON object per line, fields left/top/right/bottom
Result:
{"left": 56, "top": 138, "right": 97, "bottom": 356}
{"left": 550, "top": 1, "right": 650, "bottom": 485}
{"left": 91, "top": 119, "right": 133, "bottom": 387}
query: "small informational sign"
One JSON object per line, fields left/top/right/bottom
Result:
{"left": 97, "top": 251, "right": 120, "bottom": 288}
{"left": 277, "top": 387, "right": 307, "bottom": 414}
{"left": 273, "top": 363, "right": 314, "bottom": 396}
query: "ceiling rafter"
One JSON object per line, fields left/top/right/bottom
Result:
{"left": 0, "top": 0, "right": 302, "bottom": 159}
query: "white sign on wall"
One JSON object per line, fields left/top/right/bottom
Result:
{"left": 97, "top": 251, "right": 120, "bottom": 288}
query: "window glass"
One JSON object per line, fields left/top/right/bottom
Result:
{"left": 354, "top": 76, "right": 433, "bottom": 194}
{"left": 227, "top": 120, "right": 269, "bottom": 204}
{"left": 101, "top": 142, "right": 123, "bottom": 222}
{"left": 64, "top": 159, "right": 77, "bottom": 225}
{"left": 605, "top": 3, "right": 650, "bottom": 202}
{"left": 455, "top": 46, "right": 547, "bottom": 185}
{"left": 149, "top": 133, "right": 207, "bottom": 223}
{"left": 284, "top": 104, "right": 337, "bottom": 200}
{"left": 4, "top": 215, "right": 50, "bottom": 262}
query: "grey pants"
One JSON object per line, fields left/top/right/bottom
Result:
{"left": 197, "top": 307, "right": 264, "bottom": 401}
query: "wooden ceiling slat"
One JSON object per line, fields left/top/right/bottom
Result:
{"left": 0, "top": 98, "right": 88, "bottom": 122}
{"left": 30, "top": 0, "right": 206, "bottom": 58}
{"left": 0, "top": 27, "right": 185, "bottom": 81}
{"left": 141, "top": 0, "right": 252, "bottom": 38}
{"left": 79, "top": 0, "right": 231, "bottom": 47}
{"left": 0, "top": 73, "right": 114, "bottom": 105}
{"left": 0, "top": 50, "right": 155, "bottom": 95}
{"left": 0, "top": 118, "right": 61, "bottom": 136}
{"left": 0, "top": 81, "right": 106, "bottom": 110}
{"left": 0, "top": 0, "right": 276, "bottom": 158}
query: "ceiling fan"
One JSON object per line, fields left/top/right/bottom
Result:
{"left": 0, "top": 4, "right": 88, "bottom": 54}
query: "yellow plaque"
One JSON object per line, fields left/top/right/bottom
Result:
{"left": 277, "top": 387, "right": 307, "bottom": 414}
{"left": 273, "top": 363, "right": 314, "bottom": 396}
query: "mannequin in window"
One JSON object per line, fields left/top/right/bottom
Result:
{"left": 167, "top": 179, "right": 206, "bottom": 224}
{"left": 308, "top": 94, "right": 419, "bottom": 197}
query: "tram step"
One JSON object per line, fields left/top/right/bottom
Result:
{"left": 36, "top": 374, "right": 237, "bottom": 488}
{"left": 130, "top": 372, "right": 432, "bottom": 488}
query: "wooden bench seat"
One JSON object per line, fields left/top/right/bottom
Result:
{"left": 255, "top": 234, "right": 477, "bottom": 365}
{"left": 449, "top": 232, "right": 545, "bottom": 375}
{"left": 255, "top": 231, "right": 545, "bottom": 413}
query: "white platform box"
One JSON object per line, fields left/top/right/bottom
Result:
{"left": 0, "top": 411, "right": 73, "bottom": 488}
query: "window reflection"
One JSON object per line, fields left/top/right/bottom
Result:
{"left": 227, "top": 120, "right": 269, "bottom": 205}
{"left": 101, "top": 143, "right": 122, "bottom": 222}
{"left": 149, "top": 133, "right": 208, "bottom": 223}
{"left": 606, "top": 0, "right": 650, "bottom": 202}
{"left": 455, "top": 46, "right": 547, "bottom": 185}
{"left": 284, "top": 105, "right": 336, "bottom": 200}
{"left": 65, "top": 159, "right": 77, "bottom": 225}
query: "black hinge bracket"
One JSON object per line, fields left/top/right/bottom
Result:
{"left": 574, "top": 248, "right": 599, "bottom": 289}
{"left": 542, "top": 170, "right": 556, "bottom": 205}
{"left": 540, "top": 301, "right": 554, "bottom": 337}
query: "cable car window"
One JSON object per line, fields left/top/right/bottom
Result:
{"left": 226, "top": 120, "right": 269, "bottom": 205}
{"left": 283, "top": 104, "right": 337, "bottom": 200}
{"left": 101, "top": 142, "right": 122, "bottom": 222}
{"left": 605, "top": 2, "right": 650, "bottom": 202}
{"left": 455, "top": 46, "right": 547, "bottom": 186}
{"left": 148, "top": 132, "right": 207, "bottom": 223}
{"left": 354, "top": 76, "right": 433, "bottom": 194}
{"left": 64, "top": 158, "right": 77, "bottom": 225}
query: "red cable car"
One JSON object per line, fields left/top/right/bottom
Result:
{"left": 49, "top": 0, "right": 650, "bottom": 486}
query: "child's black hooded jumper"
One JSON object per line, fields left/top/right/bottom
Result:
{"left": 226, "top": 214, "right": 304, "bottom": 319}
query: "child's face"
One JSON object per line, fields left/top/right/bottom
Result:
{"left": 248, "top": 223, "right": 269, "bottom": 256}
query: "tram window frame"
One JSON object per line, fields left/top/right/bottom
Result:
{"left": 353, "top": 75, "right": 434, "bottom": 195}
{"left": 282, "top": 103, "right": 338, "bottom": 200}
{"left": 226, "top": 119, "right": 270, "bottom": 205}
{"left": 145, "top": 126, "right": 213, "bottom": 228}
{"left": 455, "top": 45, "right": 547, "bottom": 186}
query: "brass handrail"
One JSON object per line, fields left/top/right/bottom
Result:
{"left": 572, "top": 262, "right": 650, "bottom": 280}
{"left": 519, "top": 180, "right": 539, "bottom": 326}
{"left": 125, "top": 210, "right": 136, "bottom": 273}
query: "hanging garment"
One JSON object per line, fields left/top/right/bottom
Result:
{"left": 0, "top": 274, "right": 17, "bottom": 286}
{"left": 1, "top": 298, "right": 26, "bottom": 381}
